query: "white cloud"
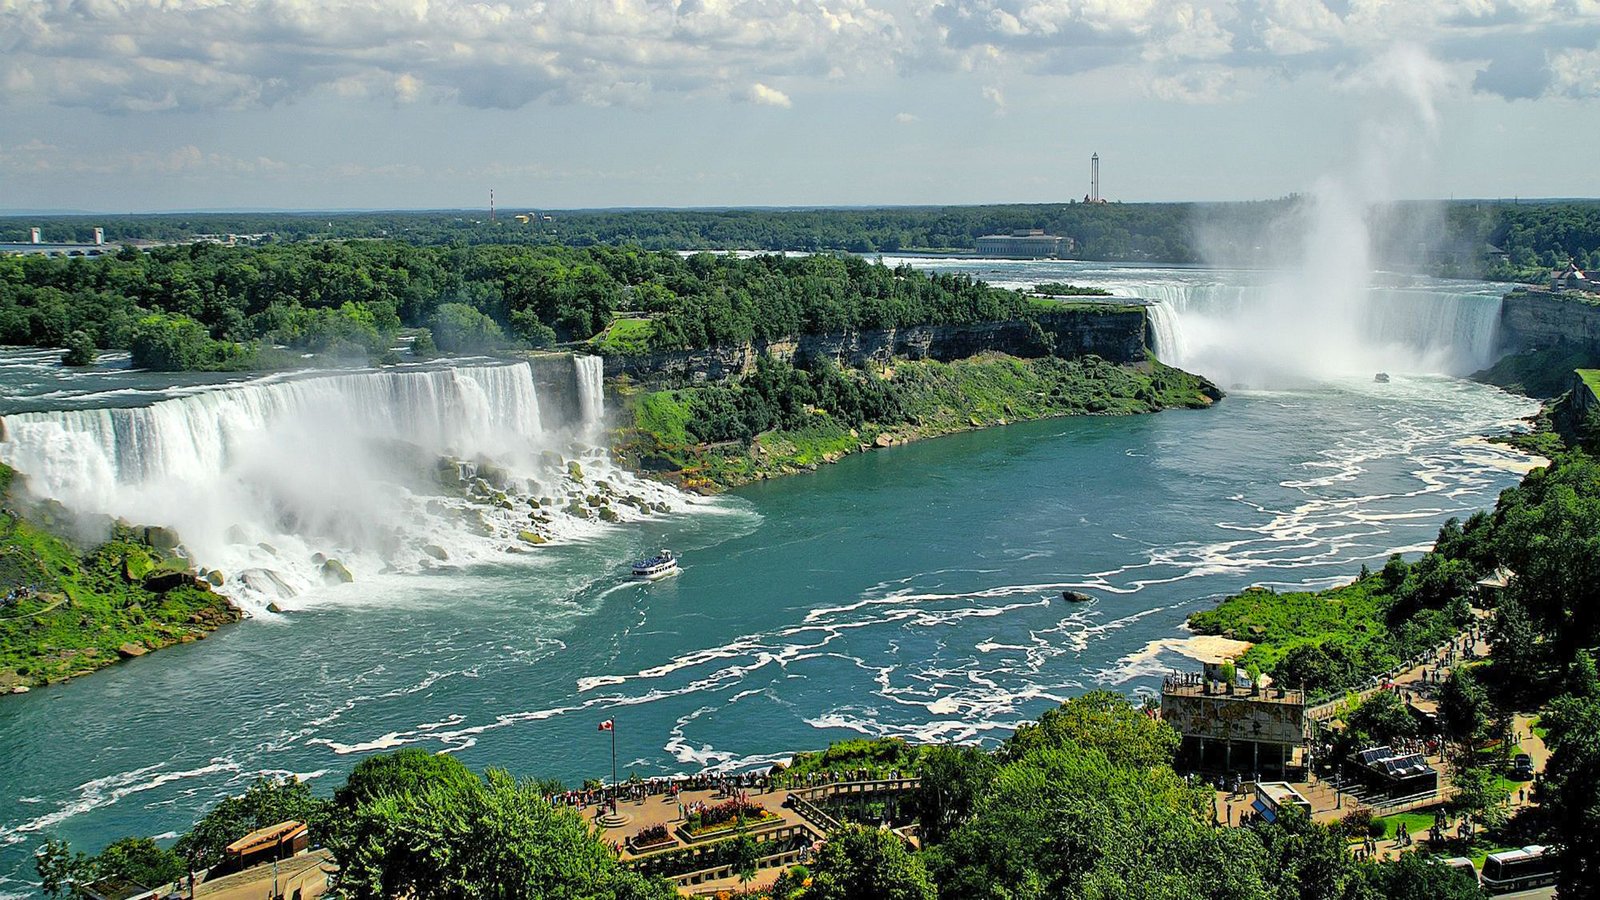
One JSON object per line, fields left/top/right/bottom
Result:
{"left": 0, "top": 0, "right": 1596, "bottom": 116}
{"left": 894, "top": 111, "right": 919, "bottom": 122}
{"left": 981, "top": 84, "right": 1006, "bottom": 112}
{"left": 744, "top": 82, "right": 794, "bottom": 107}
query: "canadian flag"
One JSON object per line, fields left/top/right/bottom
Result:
{"left": 598, "top": 720, "right": 614, "bottom": 732}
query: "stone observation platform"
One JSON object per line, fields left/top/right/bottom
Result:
{"left": 602, "top": 778, "right": 921, "bottom": 893}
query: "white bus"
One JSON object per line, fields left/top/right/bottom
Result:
{"left": 1481, "top": 845, "right": 1556, "bottom": 894}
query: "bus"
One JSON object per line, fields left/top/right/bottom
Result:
{"left": 1481, "top": 845, "right": 1556, "bottom": 894}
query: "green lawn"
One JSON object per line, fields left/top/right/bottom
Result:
{"left": 593, "top": 317, "right": 656, "bottom": 355}
{"left": 1372, "top": 811, "right": 1438, "bottom": 840}
{"left": 1578, "top": 368, "right": 1600, "bottom": 398}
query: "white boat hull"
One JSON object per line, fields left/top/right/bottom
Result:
{"left": 632, "top": 564, "right": 681, "bottom": 581}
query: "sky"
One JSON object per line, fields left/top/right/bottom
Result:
{"left": 1, "top": 0, "right": 1599, "bottom": 213}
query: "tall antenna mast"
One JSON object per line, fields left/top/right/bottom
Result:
{"left": 489, "top": 188, "right": 496, "bottom": 224}
{"left": 1091, "top": 153, "right": 1100, "bottom": 203}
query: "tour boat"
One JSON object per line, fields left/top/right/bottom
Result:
{"left": 631, "top": 549, "right": 681, "bottom": 581}
{"left": 1374, "top": 372, "right": 1390, "bottom": 383}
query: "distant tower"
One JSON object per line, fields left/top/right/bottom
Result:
{"left": 489, "top": 188, "right": 496, "bottom": 224}
{"left": 1091, "top": 153, "right": 1100, "bottom": 203}
{"left": 92, "top": 227, "right": 104, "bottom": 246}
{"left": 28, "top": 227, "right": 41, "bottom": 244}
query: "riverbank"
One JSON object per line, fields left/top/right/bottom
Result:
{"left": 0, "top": 464, "right": 241, "bottom": 693}
{"left": 615, "top": 352, "right": 1221, "bottom": 491}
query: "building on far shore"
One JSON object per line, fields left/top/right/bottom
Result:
{"left": 1160, "top": 662, "right": 1309, "bottom": 779}
{"left": 975, "top": 229, "right": 1067, "bottom": 259}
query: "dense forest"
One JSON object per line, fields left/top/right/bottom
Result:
{"left": 0, "top": 242, "right": 1030, "bottom": 370}
{"left": 6, "top": 199, "right": 1600, "bottom": 276}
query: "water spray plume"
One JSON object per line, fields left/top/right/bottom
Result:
{"left": 1160, "top": 44, "right": 1488, "bottom": 387}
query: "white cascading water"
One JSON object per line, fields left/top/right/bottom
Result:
{"left": 0, "top": 360, "right": 690, "bottom": 615}
{"left": 1128, "top": 282, "right": 1503, "bottom": 383}
{"left": 575, "top": 355, "right": 605, "bottom": 431}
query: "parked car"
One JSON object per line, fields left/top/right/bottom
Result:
{"left": 1512, "top": 753, "right": 1535, "bottom": 780}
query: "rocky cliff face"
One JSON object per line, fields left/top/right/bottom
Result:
{"left": 603, "top": 308, "right": 1148, "bottom": 383}
{"left": 1500, "top": 291, "right": 1600, "bottom": 356}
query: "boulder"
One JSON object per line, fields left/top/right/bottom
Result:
{"left": 266, "top": 602, "right": 285, "bottom": 614}
{"left": 143, "top": 526, "right": 181, "bottom": 552}
{"left": 874, "top": 433, "right": 894, "bottom": 448}
{"left": 568, "top": 460, "right": 585, "bottom": 482}
{"left": 142, "top": 570, "right": 194, "bottom": 593}
{"left": 1061, "top": 590, "right": 1095, "bottom": 603}
{"left": 598, "top": 507, "right": 620, "bottom": 523}
{"left": 122, "top": 550, "right": 155, "bottom": 582}
{"left": 117, "top": 642, "right": 147, "bottom": 659}
{"left": 423, "top": 545, "right": 450, "bottom": 561}
{"left": 204, "top": 569, "right": 225, "bottom": 587}
{"left": 518, "top": 530, "right": 548, "bottom": 545}
{"left": 11, "top": 685, "right": 29, "bottom": 694}
{"left": 321, "top": 558, "right": 354, "bottom": 584}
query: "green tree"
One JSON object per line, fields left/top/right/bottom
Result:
{"left": 34, "top": 839, "right": 88, "bottom": 899}
{"left": 1356, "top": 851, "right": 1486, "bottom": 900}
{"left": 1000, "top": 691, "right": 1179, "bottom": 769}
{"left": 410, "top": 327, "right": 438, "bottom": 359}
{"left": 1346, "top": 691, "right": 1418, "bottom": 745}
{"left": 431, "top": 302, "right": 505, "bottom": 354}
{"left": 1446, "top": 766, "right": 1510, "bottom": 832}
{"left": 331, "top": 748, "right": 479, "bottom": 816}
{"left": 90, "top": 837, "right": 185, "bottom": 889}
{"left": 173, "top": 776, "right": 328, "bottom": 872}
{"left": 1538, "top": 692, "right": 1600, "bottom": 897}
{"left": 61, "top": 330, "right": 97, "bottom": 367}
{"left": 1488, "top": 598, "right": 1544, "bottom": 701}
{"left": 327, "top": 768, "right": 674, "bottom": 900}
{"left": 910, "top": 744, "right": 996, "bottom": 846}
{"left": 1439, "top": 669, "right": 1491, "bottom": 751}
{"left": 807, "top": 825, "right": 936, "bottom": 900}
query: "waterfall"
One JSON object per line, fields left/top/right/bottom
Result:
{"left": 575, "top": 355, "right": 605, "bottom": 427}
{"left": 1109, "top": 279, "right": 1504, "bottom": 382}
{"left": 0, "top": 361, "right": 687, "bottom": 614}
{"left": 1145, "top": 300, "right": 1187, "bottom": 364}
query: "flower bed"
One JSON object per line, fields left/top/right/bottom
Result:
{"left": 681, "top": 799, "right": 780, "bottom": 838}
{"left": 629, "top": 823, "right": 676, "bottom": 853}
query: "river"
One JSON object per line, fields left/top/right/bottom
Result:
{"left": 0, "top": 260, "right": 1540, "bottom": 897}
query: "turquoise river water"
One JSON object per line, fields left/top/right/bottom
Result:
{"left": 0, "top": 260, "right": 1542, "bottom": 896}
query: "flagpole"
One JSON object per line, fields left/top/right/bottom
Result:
{"left": 610, "top": 720, "right": 618, "bottom": 814}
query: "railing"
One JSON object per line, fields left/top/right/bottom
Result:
{"left": 785, "top": 794, "right": 842, "bottom": 834}
{"left": 784, "top": 778, "right": 921, "bottom": 804}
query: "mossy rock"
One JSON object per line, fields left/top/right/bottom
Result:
{"left": 518, "top": 530, "right": 548, "bottom": 545}
{"left": 143, "top": 526, "right": 181, "bottom": 552}
{"left": 423, "top": 545, "right": 449, "bottom": 561}
{"left": 121, "top": 549, "right": 155, "bottom": 582}
{"left": 204, "top": 569, "right": 225, "bottom": 586}
{"left": 598, "top": 507, "right": 620, "bottom": 523}
{"left": 568, "top": 460, "right": 585, "bottom": 482}
{"left": 321, "top": 558, "right": 354, "bottom": 584}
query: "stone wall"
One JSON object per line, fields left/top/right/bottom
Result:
{"left": 1499, "top": 290, "right": 1600, "bottom": 356}
{"left": 602, "top": 308, "right": 1149, "bottom": 384}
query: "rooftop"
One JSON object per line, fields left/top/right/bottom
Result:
{"left": 1161, "top": 674, "right": 1305, "bottom": 706}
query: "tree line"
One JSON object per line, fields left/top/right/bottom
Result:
{"left": 8, "top": 199, "right": 1599, "bottom": 274}
{"left": 0, "top": 242, "right": 1030, "bottom": 371}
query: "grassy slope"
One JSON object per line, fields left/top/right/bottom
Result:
{"left": 619, "top": 353, "right": 1219, "bottom": 491}
{"left": 0, "top": 467, "right": 240, "bottom": 692}
{"left": 1186, "top": 575, "right": 1456, "bottom": 696}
